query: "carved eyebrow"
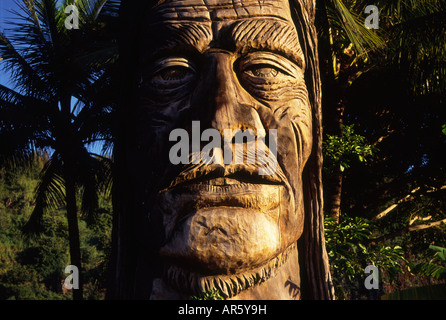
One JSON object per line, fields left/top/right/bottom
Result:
{"left": 144, "top": 21, "right": 213, "bottom": 59}
{"left": 146, "top": 18, "right": 304, "bottom": 69}
{"left": 229, "top": 19, "right": 305, "bottom": 69}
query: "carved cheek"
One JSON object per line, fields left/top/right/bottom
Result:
{"left": 255, "top": 89, "right": 312, "bottom": 173}
{"left": 261, "top": 96, "right": 312, "bottom": 245}
{"left": 289, "top": 97, "right": 313, "bottom": 167}
{"left": 239, "top": 66, "right": 312, "bottom": 163}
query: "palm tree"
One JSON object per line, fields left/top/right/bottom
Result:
{"left": 0, "top": 0, "right": 119, "bottom": 299}
{"left": 317, "top": 0, "right": 385, "bottom": 223}
{"left": 378, "top": 0, "right": 446, "bottom": 97}
{"left": 317, "top": 0, "right": 446, "bottom": 222}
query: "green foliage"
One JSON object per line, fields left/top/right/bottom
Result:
{"left": 325, "top": 215, "right": 407, "bottom": 299}
{"left": 411, "top": 245, "right": 446, "bottom": 280}
{"left": 323, "top": 124, "right": 377, "bottom": 172}
{"left": 382, "top": 283, "right": 446, "bottom": 300}
{"left": 0, "top": 203, "right": 71, "bottom": 300}
{"left": 0, "top": 157, "right": 112, "bottom": 300}
{"left": 191, "top": 289, "right": 224, "bottom": 300}
{"left": 325, "top": 216, "right": 373, "bottom": 290}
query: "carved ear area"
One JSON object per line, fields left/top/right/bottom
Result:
{"left": 289, "top": 0, "right": 335, "bottom": 300}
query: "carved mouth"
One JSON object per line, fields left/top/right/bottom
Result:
{"left": 163, "top": 163, "right": 284, "bottom": 191}
{"left": 172, "top": 183, "right": 281, "bottom": 213}
{"left": 159, "top": 180, "right": 283, "bottom": 232}
{"left": 158, "top": 164, "right": 285, "bottom": 223}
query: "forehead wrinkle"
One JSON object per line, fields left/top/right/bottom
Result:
{"left": 152, "top": 0, "right": 291, "bottom": 21}
{"left": 146, "top": 2, "right": 303, "bottom": 67}
{"left": 230, "top": 19, "right": 304, "bottom": 68}
{"left": 145, "top": 21, "right": 213, "bottom": 57}
{"left": 146, "top": 18, "right": 305, "bottom": 69}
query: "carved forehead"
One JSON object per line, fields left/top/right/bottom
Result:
{"left": 143, "top": 0, "right": 304, "bottom": 66}
{"left": 151, "top": 0, "right": 293, "bottom": 21}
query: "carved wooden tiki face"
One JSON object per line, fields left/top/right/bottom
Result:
{"left": 130, "top": 0, "right": 315, "bottom": 299}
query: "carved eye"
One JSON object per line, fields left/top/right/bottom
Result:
{"left": 156, "top": 66, "right": 195, "bottom": 81}
{"left": 150, "top": 58, "right": 196, "bottom": 86}
{"left": 238, "top": 53, "right": 299, "bottom": 81}
{"left": 244, "top": 64, "right": 280, "bottom": 78}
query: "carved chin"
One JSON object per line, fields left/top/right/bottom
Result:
{"left": 159, "top": 207, "right": 281, "bottom": 274}
{"left": 158, "top": 243, "right": 296, "bottom": 299}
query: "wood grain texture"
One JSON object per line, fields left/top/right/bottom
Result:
{"left": 109, "top": 0, "right": 334, "bottom": 300}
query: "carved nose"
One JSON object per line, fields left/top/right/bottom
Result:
{"left": 210, "top": 52, "right": 264, "bottom": 133}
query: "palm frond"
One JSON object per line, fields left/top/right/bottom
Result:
{"left": 0, "top": 31, "right": 49, "bottom": 97}
{"left": 379, "top": 0, "right": 446, "bottom": 95}
{"left": 22, "top": 153, "right": 66, "bottom": 234}
{"left": 79, "top": 0, "right": 108, "bottom": 23}
{"left": 0, "top": 83, "right": 27, "bottom": 106}
{"left": 76, "top": 148, "right": 113, "bottom": 219}
{"left": 0, "top": 84, "right": 56, "bottom": 134}
{"left": 35, "top": 0, "right": 61, "bottom": 42}
{"left": 101, "top": 0, "right": 120, "bottom": 17}
{"left": 0, "top": 85, "right": 56, "bottom": 161}
{"left": 327, "top": 0, "right": 385, "bottom": 58}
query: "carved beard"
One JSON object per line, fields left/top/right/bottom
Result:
{"left": 160, "top": 243, "right": 296, "bottom": 298}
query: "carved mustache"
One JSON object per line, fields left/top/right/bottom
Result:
{"left": 163, "top": 162, "right": 285, "bottom": 191}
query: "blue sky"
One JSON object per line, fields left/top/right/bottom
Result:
{"left": 0, "top": 0, "right": 19, "bottom": 28}
{"left": 0, "top": 0, "right": 20, "bottom": 87}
